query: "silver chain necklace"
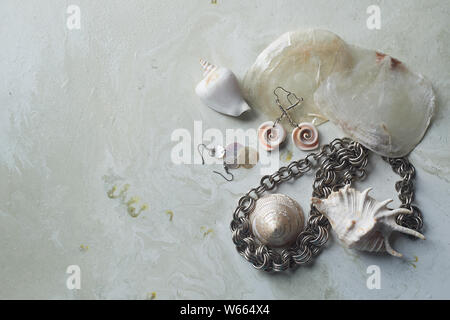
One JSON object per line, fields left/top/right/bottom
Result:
{"left": 230, "top": 138, "right": 423, "bottom": 272}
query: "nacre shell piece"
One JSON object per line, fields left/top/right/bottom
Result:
{"left": 243, "top": 30, "right": 353, "bottom": 129}
{"left": 244, "top": 29, "right": 434, "bottom": 157}
{"left": 195, "top": 59, "right": 251, "bottom": 117}
{"left": 237, "top": 146, "right": 259, "bottom": 169}
{"left": 212, "top": 145, "right": 225, "bottom": 159}
{"left": 314, "top": 48, "right": 435, "bottom": 157}
{"left": 257, "top": 121, "right": 287, "bottom": 151}
{"left": 224, "top": 142, "right": 243, "bottom": 169}
{"left": 312, "top": 185, "right": 425, "bottom": 257}
{"left": 250, "top": 194, "right": 305, "bottom": 248}
{"left": 292, "top": 122, "right": 319, "bottom": 151}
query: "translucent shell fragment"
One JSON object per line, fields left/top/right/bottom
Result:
{"left": 224, "top": 142, "right": 243, "bottom": 169}
{"left": 314, "top": 48, "right": 435, "bottom": 157}
{"left": 237, "top": 146, "right": 259, "bottom": 169}
{"left": 243, "top": 30, "right": 353, "bottom": 129}
{"left": 244, "top": 29, "right": 435, "bottom": 157}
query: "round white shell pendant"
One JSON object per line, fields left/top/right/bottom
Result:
{"left": 292, "top": 122, "right": 319, "bottom": 151}
{"left": 258, "top": 121, "right": 287, "bottom": 151}
{"left": 249, "top": 194, "right": 305, "bottom": 248}
{"left": 212, "top": 145, "right": 225, "bottom": 159}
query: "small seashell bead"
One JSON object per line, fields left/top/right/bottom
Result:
{"left": 249, "top": 194, "right": 305, "bottom": 248}
{"left": 258, "top": 121, "right": 287, "bottom": 151}
{"left": 292, "top": 122, "right": 319, "bottom": 151}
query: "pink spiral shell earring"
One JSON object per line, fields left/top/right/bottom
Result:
{"left": 258, "top": 121, "right": 287, "bottom": 151}
{"left": 292, "top": 122, "right": 319, "bottom": 151}
{"left": 257, "top": 87, "right": 320, "bottom": 152}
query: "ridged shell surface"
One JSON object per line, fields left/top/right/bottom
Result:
{"left": 250, "top": 194, "right": 305, "bottom": 248}
{"left": 312, "top": 185, "right": 425, "bottom": 257}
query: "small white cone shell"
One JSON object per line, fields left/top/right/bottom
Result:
{"left": 195, "top": 60, "right": 251, "bottom": 117}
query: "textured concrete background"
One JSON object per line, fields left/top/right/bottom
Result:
{"left": 0, "top": 0, "right": 449, "bottom": 299}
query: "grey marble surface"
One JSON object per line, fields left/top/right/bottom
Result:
{"left": 0, "top": 0, "right": 449, "bottom": 299}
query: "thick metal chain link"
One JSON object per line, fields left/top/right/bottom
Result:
{"left": 230, "top": 138, "right": 424, "bottom": 272}
{"left": 382, "top": 156, "right": 423, "bottom": 231}
{"left": 230, "top": 138, "right": 369, "bottom": 272}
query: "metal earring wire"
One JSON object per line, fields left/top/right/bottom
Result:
{"left": 273, "top": 86, "right": 320, "bottom": 151}
{"left": 197, "top": 143, "right": 215, "bottom": 165}
{"left": 197, "top": 143, "right": 234, "bottom": 182}
{"left": 213, "top": 163, "right": 234, "bottom": 182}
{"left": 272, "top": 86, "right": 304, "bottom": 128}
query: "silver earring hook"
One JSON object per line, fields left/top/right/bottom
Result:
{"left": 198, "top": 143, "right": 234, "bottom": 182}
{"left": 197, "top": 143, "right": 215, "bottom": 165}
{"left": 213, "top": 163, "right": 234, "bottom": 182}
{"left": 274, "top": 86, "right": 303, "bottom": 110}
{"left": 272, "top": 86, "right": 304, "bottom": 128}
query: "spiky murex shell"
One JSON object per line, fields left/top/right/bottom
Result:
{"left": 312, "top": 185, "right": 425, "bottom": 257}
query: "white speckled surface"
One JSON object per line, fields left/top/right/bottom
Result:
{"left": 0, "top": 0, "right": 449, "bottom": 299}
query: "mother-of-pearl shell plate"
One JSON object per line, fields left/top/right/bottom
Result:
{"left": 314, "top": 48, "right": 435, "bottom": 157}
{"left": 244, "top": 29, "right": 435, "bottom": 157}
{"left": 243, "top": 29, "right": 353, "bottom": 129}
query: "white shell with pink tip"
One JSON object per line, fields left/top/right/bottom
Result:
{"left": 312, "top": 185, "right": 425, "bottom": 257}
{"left": 195, "top": 59, "right": 251, "bottom": 117}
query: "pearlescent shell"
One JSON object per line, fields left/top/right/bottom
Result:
{"left": 312, "top": 185, "right": 425, "bottom": 257}
{"left": 224, "top": 142, "right": 243, "bottom": 169}
{"left": 250, "top": 194, "right": 305, "bottom": 247}
{"left": 243, "top": 30, "right": 353, "bottom": 129}
{"left": 292, "top": 122, "right": 319, "bottom": 151}
{"left": 213, "top": 145, "right": 225, "bottom": 159}
{"left": 258, "top": 121, "right": 287, "bottom": 151}
{"left": 237, "top": 146, "right": 259, "bottom": 169}
{"left": 313, "top": 48, "right": 435, "bottom": 157}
